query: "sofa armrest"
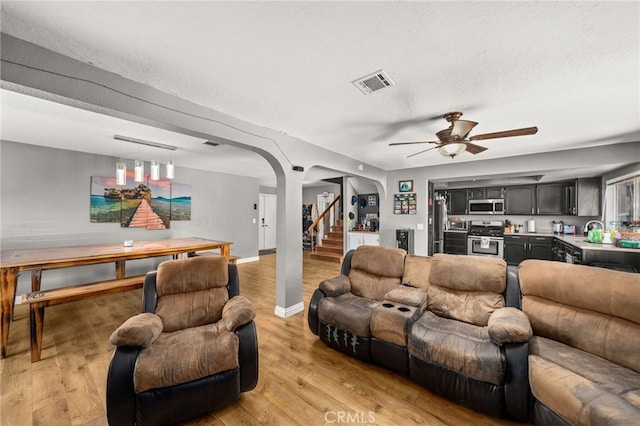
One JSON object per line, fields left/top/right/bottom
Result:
{"left": 222, "top": 295, "right": 257, "bottom": 331}
{"left": 106, "top": 346, "right": 141, "bottom": 425}
{"left": 319, "top": 275, "right": 351, "bottom": 297}
{"left": 236, "top": 321, "right": 258, "bottom": 392}
{"left": 488, "top": 307, "right": 533, "bottom": 345}
{"left": 383, "top": 285, "right": 428, "bottom": 308}
{"left": 109, "top": 313, "right": 163, "bottom": 348}
{"left": 504, "top": 342, "right": 531, "bottom": 422}
{"left": 307, "top": 288, "right": 326, "bottom": 336}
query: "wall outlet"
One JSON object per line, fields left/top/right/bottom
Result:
{"left": 417, "top": 223, "right": 424, "bottom": 230}
{"left": 252, "top": 218, "right": 257, "bottom": 224}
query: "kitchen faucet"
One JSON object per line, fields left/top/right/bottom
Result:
{"left": 585, "top": 220, "right": 604, "bottom": 231}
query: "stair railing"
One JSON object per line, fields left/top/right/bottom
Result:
{"left": 308, "top": 195, "right": 341, "bottom": 252}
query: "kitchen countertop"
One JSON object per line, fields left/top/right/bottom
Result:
{"left": 348, "top": 230, "right": 379, "bottom": 234}
{"left": 505, "top": 231, "right": 640, "bottom": 254}
{"left": 444, "top": 229, "right": 468, "bottom": 233}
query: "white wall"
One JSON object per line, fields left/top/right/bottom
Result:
{"left": 1, "top": 140, "right": 260, "bottom": 294}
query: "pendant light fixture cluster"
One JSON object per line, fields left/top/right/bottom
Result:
{"left": 113, "top": 135, "right": 177, "bottom": 185}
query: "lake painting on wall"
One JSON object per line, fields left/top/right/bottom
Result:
{"left": 170, "top": 182, "right": 192, "bottom": 220}
{"left": 90, "top": 175, "right": 191, "bottom": 229}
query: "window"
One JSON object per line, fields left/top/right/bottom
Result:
{"left": 605, "top": 173, "right": 640, "bottom": 229}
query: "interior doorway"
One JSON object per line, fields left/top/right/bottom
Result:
{"left": 317, "top": 192, "right": 335, "bottom": 240}
{"left": 259, "top": 194, "right": 277, "bottom": 251}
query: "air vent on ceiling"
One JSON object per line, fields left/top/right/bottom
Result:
{"left": 352, "top": 70, "right": 395, "bottom": 95}
{"left": 203, "top": 141, "right": 222, "bottom": 147}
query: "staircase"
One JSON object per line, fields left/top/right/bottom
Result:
{"left": 310, "top": 219, "right": 344, "bottom": 263}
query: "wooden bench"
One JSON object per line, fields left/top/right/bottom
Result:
{"left": 20, "top": 275, "right": 145, "bottom": 362}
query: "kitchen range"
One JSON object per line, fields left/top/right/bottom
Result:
{"left": 467, "top": 220, "right": 504, "bottom": 258}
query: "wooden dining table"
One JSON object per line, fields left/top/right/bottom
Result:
{"left": 0, "top": 237, "right": 232, "bottom": 358}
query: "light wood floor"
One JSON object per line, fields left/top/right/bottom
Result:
{"left": 0, "top": 253, "right": 524, "bottom": 425}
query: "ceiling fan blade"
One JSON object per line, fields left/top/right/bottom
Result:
{"left": 464, "top": 142, "right": 488, "bottom": 154}
{"left": 388, "top": 140, "right": 438, "bottom": 146}
{"left": 451, "top": 120, "right": 478, "bottom": 139}
{"left": 469, "top": 126, "right": 538, "bottom": 141}
{"left": 407, "top": 146, "right": 438, "bottom": 158}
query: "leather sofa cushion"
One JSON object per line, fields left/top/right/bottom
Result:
{"left": 428, "top": 285, "right": 505, "bottom": 327}
{"left": 134, "top": 321, "right": 239, "bottom": 393}
{"left": 156, "top": 257, "right": 231, "bottom": 332}
{"left": 156, "top": 256, "right": 229, "bottom": 295}
{"left": 519, "top": 260, "right": 640, "bottom": 325}
{"left": 429, "top": 253, "right": 506, "bottom": 293}
{"left": 349, "top": 246, "right": 406, "bottom": 300}
{"left": 402, "top": 255, "right": 432, "bottom": 290}
{"left": 317, "top": 293, "right": 379, "bottom": 337}
{"left": 427, "top": 254, "right": 506, "bottom": 327}
{"left": 408, "top": 311, "right": 505, "bottom": 385}
{"left": 523, "top": 295, "right": 640, "bottom": 374}
{"left": 529, "top": 336, "right": 640, "bottom": 425}
{"left": 157, "top": 287, "right": 229, "bottom": 332}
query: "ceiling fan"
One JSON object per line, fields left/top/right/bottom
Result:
{"left": 389, "top": 112, "right": 538, "bottom": 158}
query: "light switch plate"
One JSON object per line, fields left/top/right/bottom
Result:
{"left": 417, "top": 223, "right": 424, "bottom": 230}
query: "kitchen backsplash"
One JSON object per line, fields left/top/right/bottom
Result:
{"left": 449, "top": 214, "right": 601, "bottom": 234}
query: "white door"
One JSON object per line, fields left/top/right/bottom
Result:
{"left": 259, "top": 194, "right": 277, "bottom": 250}
{"left": 316, "top": 192, "right": 335, "bottom": 240}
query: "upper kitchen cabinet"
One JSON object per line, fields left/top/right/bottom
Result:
{"left": 572, "top": 177, "right": 601, "bottom": 216}
{"left": 504, "top": 185, "right": 536, "bottom": 215}
{"left": 467, "top": 187, "right": 504, "bottom": 200}
{"left": 448, "top": 189, "right": 468, "bottom": 215}
{"left": 536, "top": 181, "right": 573, "bottom": 215}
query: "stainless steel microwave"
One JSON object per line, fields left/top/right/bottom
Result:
{"left": 468, "top": 199, "right": 504, "bottom": 215}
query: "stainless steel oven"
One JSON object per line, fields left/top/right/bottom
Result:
{"left": 467, "top": 220, "right": 505, "bottom": 258}
{"left": 467, "top": 235, "right": 504, "bottom": 258}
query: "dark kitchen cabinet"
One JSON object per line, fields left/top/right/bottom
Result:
{"left": 536, "top": 182, "right": 573, "bottom": 215}
{"left": 467, "top": 188, "right": 485, "bottom": 200}
{"left": 573, "top": 177, "right": 601, "bottom": 216}
{"left": 528, "top": 236, "right": 554, "bottom": 260}
{"left": 448, "top": 189, "right": 468, "bottom": 215}
{"left": 504, "top": 235, "right": 527, "bottom": 265}
{"left": 444, "top": 231, "right": 467, "bottom": 255}
{"left": 468, "top": 187, "right": 504, "bottom": 200}
{"left": 504, "top": 235, "right": 554, "bottom": 265}
{"left": 504, "top": 186, "right": 536, "bottom": 215}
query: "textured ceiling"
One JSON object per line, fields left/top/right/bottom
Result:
{"left": 1, "top": 1, "right": 639, "bottom": 186}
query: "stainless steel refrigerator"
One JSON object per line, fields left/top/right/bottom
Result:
{"left": 428, "top": 183, "right": 447, "bottom": 255}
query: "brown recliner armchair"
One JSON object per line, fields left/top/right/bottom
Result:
{"left": 106, "top": 256, "right": 258, "bottom": 425}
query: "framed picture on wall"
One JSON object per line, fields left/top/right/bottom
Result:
{"left": 399, "top": 180, "right": 413, "bottom": 192}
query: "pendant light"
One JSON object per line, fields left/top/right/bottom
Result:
{"left": 134, "top": 159, "right": 144, "bottom": 182}
{"left": 166, "top": 159, "right": 175, "bottom": 179}
{"left": 150, "top": 160, "right": 160, "bottom": 181}
{"left": 116, "top": 161, "right": 127, "bottom": 186}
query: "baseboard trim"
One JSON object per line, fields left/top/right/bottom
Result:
{"left": 236, "top": 256, "right": 259, "bottom": 264}
{"left": 274, "top": 302, "right": 304, "bottom": 318}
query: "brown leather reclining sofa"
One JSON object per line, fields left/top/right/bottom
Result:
{"left": 308, "top": 246, "right": 531, "bottom": 422}
{"left": 519, "top": 260, "right": 640, "bottom": 425}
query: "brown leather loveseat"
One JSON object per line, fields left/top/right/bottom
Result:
{"left": 308, "top": 246, "right": 532, "bottom": 421}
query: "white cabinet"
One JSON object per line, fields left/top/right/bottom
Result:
{"left": 347, "top": 232, "right": 380, "bottom": 251}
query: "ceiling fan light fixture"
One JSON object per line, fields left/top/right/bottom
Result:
{"left": 438, "top": 142, "right": 467, "bottom": 158}
{"left": 451, "top": 120, "right": 478, "bottom": 139}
